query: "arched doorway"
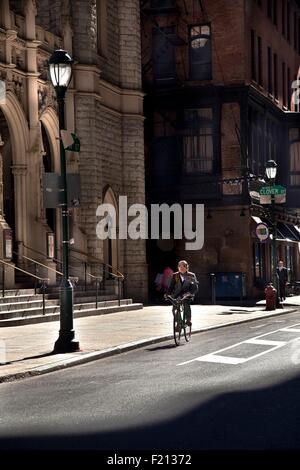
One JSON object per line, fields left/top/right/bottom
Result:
{"left": 41, "top": 121, "right": 56, "bottom": 235}
{"left": 0, "top": 108, "right": 15, "bottom": 248}
{"left": 103, "top": 187, "right": 119, "bottom": 277}
{"left": 40, "top": 108, "right": 60, "bottom": 261}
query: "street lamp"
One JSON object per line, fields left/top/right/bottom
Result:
{"left": 49, "top": 49, "right": 80, "bottom": 352}
{"left": 265, "top": 159, "right": 280, "bottom": 307}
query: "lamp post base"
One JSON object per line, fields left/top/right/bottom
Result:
{"left": 53, "top": 331, "right": 80, "bottom": 353}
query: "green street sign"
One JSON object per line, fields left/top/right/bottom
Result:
{"left": 259, "top": 185, "right": 286, "bottom": 196}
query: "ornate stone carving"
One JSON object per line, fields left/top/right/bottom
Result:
{"left": 38, "top": 83, "right": 57, "bottom": 115}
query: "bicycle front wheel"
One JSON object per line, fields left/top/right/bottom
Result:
{"left": 173, "top": 309, "right": 182, "bottom": 346}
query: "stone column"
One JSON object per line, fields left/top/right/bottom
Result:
{"left": 121, "top": 116, "right": 148, "bottom": 303}
{"left": 11, "top": 165, "right": 28, "bottom": 260}
{"left": 118, "top": 0, "right": 148, "bottom": 302}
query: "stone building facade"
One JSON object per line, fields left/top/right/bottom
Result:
{"left": 0, "top": 0, "right": 148, "bottom": 302}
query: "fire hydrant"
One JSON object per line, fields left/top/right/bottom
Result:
{"left": 265, "top": 283, "right": 277, "bottom": 311}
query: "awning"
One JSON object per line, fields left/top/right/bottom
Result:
{"left": 260, "top": 219, "right": 300, "bottom": 242}
{"left": 276, "top": 222, "right": 300, "bottom": 242}
{"left": 251, "top": 216, "right": 263, "bottom": 224}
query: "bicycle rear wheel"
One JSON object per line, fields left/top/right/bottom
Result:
{"left": 173, "top": 308, "right": 182, "bottom": 346}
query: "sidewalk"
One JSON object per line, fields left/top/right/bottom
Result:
{"left": 1, "top": 297, "right": 300, "bottom": 383}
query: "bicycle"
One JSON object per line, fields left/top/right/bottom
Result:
{"left": 165, "top": 294, "right": 192, "bottom": 346}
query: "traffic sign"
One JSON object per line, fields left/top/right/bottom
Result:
{"left": 259, "top": 185, "right": 286, "bottom": 196}
{"left": 256, "top": 223, "right": 269, "bottom": 241}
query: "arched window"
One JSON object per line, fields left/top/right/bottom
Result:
{"left": 189, "top": 25, "right": 212, "bottom": 80}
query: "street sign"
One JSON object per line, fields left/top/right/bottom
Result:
{"left": 259, "top": 185, "right": 286, "bottom": 204}
{"left": 60, "top": 130, "right": 81, "bottom": 152}
{"left": 43, "top": 173, "right": 81, "bottom": 208}
{"left": 256, "top": 223, "right": 269, "bottom": 241}
{"left": 259, "top": 185, "right": 286, "bottom": 196}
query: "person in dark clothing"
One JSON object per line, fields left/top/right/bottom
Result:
{"left": 165, "top": 260, "right": 198, "bottom": 326}
{"left": 276, "top": 260, "right": 288, "bottom": 301}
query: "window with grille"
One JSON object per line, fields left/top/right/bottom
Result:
{"left": 153, "top": 26, "right": 176, "bottom": 83}
{"left": 189, "top": 25, "right": 212, "bottom": 80}
{"left": 182, "top": 108, "right": 214, "bottom": 174}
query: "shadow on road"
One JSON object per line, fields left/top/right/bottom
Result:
{"left": 1, "top": 372, "right": 300, "bottom": 451}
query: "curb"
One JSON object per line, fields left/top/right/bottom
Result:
{"left": 0, "top": 307, "right": 298, "bottom": 384}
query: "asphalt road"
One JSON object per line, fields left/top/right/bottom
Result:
{"left": 1, "top": 310, "right": 300, "bottom": 450}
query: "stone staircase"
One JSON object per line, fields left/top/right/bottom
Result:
{"left": 0, "top": 286, "right": 142, "bottom": 327}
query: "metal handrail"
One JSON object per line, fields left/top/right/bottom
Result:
{"left": 0, "top": 258, "right": 49, "bottom": 314}
{"left": 21, "top": 242, "right": 101, "bottom": 284}
{"left": 69, "top": 247, "right": 125, "bottom": 279}
{"left": 21, "top": 242, "right": 124, "bottom": 306}
{"left": 13, "top": 250, "right": 63, "bottom": 277}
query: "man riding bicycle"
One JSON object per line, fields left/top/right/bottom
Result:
{"left": 165, "top": 260, "right": 198, "bottom": 326}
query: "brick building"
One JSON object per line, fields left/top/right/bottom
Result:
{"left": 141, "top": 0, "right": 300, "bottom": 301}
{"left": 0, "top": 0, "right": 148, "bottom": 302}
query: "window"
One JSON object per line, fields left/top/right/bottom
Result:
{"left": 153, "top": 26, "right": 176, "bottom": 83}
{"left": 289, "top": 128, "right": 300, "bottom": 185}
{"left": 253, "top": 242, "right": 265, "bottom": 286}
{"left": 268, "top": 47, "right": 273, "bottom": 94}
{"left": 298, "top": 18, "right": 300, "bottom": 53}
{"left": 294, "top": 12, "right": 297, "bottom": 49}
{"left": 287, "top": 2, "right": 291, "bottom": 42}
{"left": 97, "top": 0, "right": 108, "bottom": 57}
{"left": 273, "top": 53, "right": 278, "bottom": 98}
{"left": 286, "top": 245, "right": 293, "bottom": 279}
{"left": 288, "top": 67, "right": 291, "bottom": 109}
{"left": 182, "top": 108, "right": 214, "bottom": 174}
{"left": 282, "top": 61, "right": 287, "bottom": 107}
{"left": 189, "top": 25, "right": 212, "bottom": 80}
{"left": 273, "top": 0, "right": 278, "bottom": 25}
{"left": 258, "top": 36, "right": 263, "bottom": 86}
{"left": 282, "top": 0, "right": 286, "bottom": 36}
{"left": 267, "top": 0, "right": 272, "bottom": 17}
{"left": 249, "top": 110, "right": 264, "bottom": 176}
{"left": 251, "top": 30, "right": 256, "bottom": 81}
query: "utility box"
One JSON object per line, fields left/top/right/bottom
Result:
{"left": 215, "top": 272, "right": 246, "bottom": 299}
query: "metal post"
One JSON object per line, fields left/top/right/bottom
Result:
{"left": 2, "top": 263, "right": 5, "bottom": 298}
{"left": 95, "top": 278, "right": 99, "bottom": 309}
{"left": 53, "top": 88, "right": 79, "bottom": 353}
{"left": 271, "top": 192, "right": 280, "bottom": 308}
{"left": 42, "top": 280, "right": 46, "bottom": 316}
{"left": 118, "top": 277, "right": 121, "bottom": 306}
{"left": 84, "top": 262, "right": 87, "bottom": 291}
{"left": 210, "top": 273, "right": 216, "bottom": 305}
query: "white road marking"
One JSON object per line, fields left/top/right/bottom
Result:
{"left": 194, "top": 354, "right": 245, "bottom": 365}
{"left": 178, "top": 322, "right": 300, "bottom": 366}
{"left": 250, "top": 324, "right": 268, "bottom": 329}
{"left": 244, "top": 339, "right": 285, "bottom": 346}
{"left": 280, "top": 328, "right": 300, "bottom": 333}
